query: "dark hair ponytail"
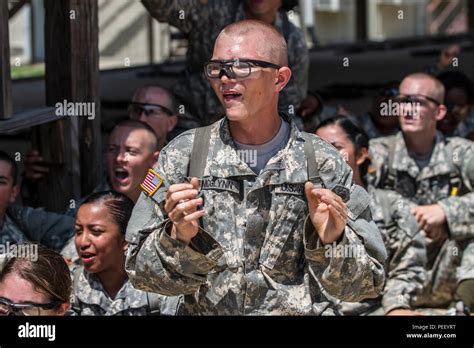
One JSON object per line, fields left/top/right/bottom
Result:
{"left": 81, "top": 191, "right": 134, "bottom": 235}
{"left": 315, "top": 115, "right": 370, "bottom": 180}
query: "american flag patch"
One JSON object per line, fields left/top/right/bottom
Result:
{"left": 140, "top": 169, "right": 164, "bottom": 197}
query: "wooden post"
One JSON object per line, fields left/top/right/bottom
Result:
{"left": 468, "top": 0, "right": 474, "bottom": 32}
{"left": 0, "top": 0, "right": 12, "bottom": 120}
{"left": 355, "top": 0, "right": 367, "bottom": 41}
{"left": 35, "top": 0, "right": 100, "bottom": 212}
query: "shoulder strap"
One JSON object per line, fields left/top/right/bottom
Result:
{"left": 146, "top": 292, "right": 162, "bottom": 315}
{"left": 188, "top": 125, "right": 213, "bottom": 178}
{"left": 445, "top": 139, "right": 462, "bottom": 195}
{"left": 301, "top": 132, "right": 318, "bottom": 182}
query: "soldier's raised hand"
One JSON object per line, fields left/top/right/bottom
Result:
{"left": 304, "top": 182, "right": 348, "bottom": 244}
{"left": 164, "top": 177, "right": 205, "bottom": 244}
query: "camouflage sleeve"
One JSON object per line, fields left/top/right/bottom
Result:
{"left": 125, "top": 132, "right": 224, "bottom": 296}
{"left": 16, "top": 206, "right": 75, "bottom": 251}
{"left": 279, "top": 26, "right": 308, "bottom": 111}
{"left": 303, "top": 137, "right": 387, "bottom": 302}
{"left": 437, "top": 141, "right": 474, "bottom": 241}
{"left": 141, "top": 0, "right": 203, "bottom": 33}
{"left": 458, "top": 238, "right": 474, "bottom": 282}
{"left": 381, "top": 193, "right": 426, "bottom": 313}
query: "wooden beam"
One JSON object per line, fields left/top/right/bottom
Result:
{"left": 0, "top": 107, "right": 59, "bottom": 135}
{"left": 0, "top": 0, "right": 12, "bottom": 120}
{"left": 35, "top": 0, "right": 100, "bottom": 212}
{"left": 8, "top": 0, "right": 30, "bottom": 19}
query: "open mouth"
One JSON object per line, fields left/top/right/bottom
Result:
{"left": 114, "top": 167, "right": 129, "bottom": 183}
{"left": 223, "top": 91, "right": 242, "bottom": 103}
{"left": 80, "top": 253, "right": 96, "bottom": 264}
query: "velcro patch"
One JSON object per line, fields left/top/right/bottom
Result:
{"left": 274, "top": 183, "right": 304, "bottom": 195}
{"left": 201, "top": 177, "right": 239, "bottom": 194}
{"left": 140, "top": 169, "right": 164, "bottom": 197}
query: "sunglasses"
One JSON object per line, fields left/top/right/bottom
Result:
{"left": 0, "top": 297, "right": 63, "bottom": 316}
{"left": 128, "top": 102, "right": 174, "bottom": 119}
{"left": 393, "top": 94, "right": 441, "bottom": 107}
{"left": 204, "top": 59, "right": 281, "bottom": 79}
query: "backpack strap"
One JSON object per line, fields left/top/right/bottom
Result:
{"left": 445, "top": 140, "right": 462, "bottom": 196}
{"left": 188, "top": 125, "right": 213, "bottom": 178}
{"left": 301, "top": 132, "right": 319, "bottom": 183}
{"left": 146, "top": 292, "right": 163, "bottom": 316}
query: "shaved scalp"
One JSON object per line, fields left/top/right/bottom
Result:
{"left": 112, "top": 119, "right": 159, "bottom": 152}
{"left": 402, "top": 73, "right": 445, "bottom": 104}
{"left": 217, "top": 19, "right": 288, "bottom": 66}
{"left": 133, "top": 84, "right": 176, "bottom": 114}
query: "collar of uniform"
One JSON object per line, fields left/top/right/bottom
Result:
{"left": 75, "top": 268, "right": 148, "bottom": 312}
{"left": 1, "top": 207, "right": 29, "bottom": 244}
{"left": 207, "top": 114, "right": 307, "bottom": 184}
{"left": 393, "top": 131, "right": 454, "bottom": 180}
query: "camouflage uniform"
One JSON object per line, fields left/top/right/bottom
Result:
{"left": 0, "top": 205, "right": 75, "bottom": 251}
{"left": 125, "top": 115, "right": 387, "bottom": 315}
{"left": 61, "top": 179, "right": 111, "bottom": 267}
{"left": 69, "top": 266, "right": 171, "bottom": 316}
{"left": 141, "top": 0, "right": 309, "bottom": 126}
{"left": 368, "top": 131, "right": 474, "bottom": 308}
{"left": 339, "top": 188, "right": 426, "bottom": 315}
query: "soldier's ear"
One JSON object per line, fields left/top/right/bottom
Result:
{"left": 9, "top": 185, "right": 20, "bottom": 203}
{"left": 356, "top": 147, "right": 369, "bottom": 166}
{"left": 153, "top": 150, "right": 160, "bottom": 164}
{"left": 56, "top": 302, "right": 70, "bottom": 316}
{"left": 275, "top": 67, "right": 291, "bottom": 92}
{"left": 435, "top": 104, "right": 447, "bottom": 121}
{"left": 122, "top": 240, "right": 129, "bottom": 253}
{"left": 167, "top": 115, "right": 178, "bottom": 132}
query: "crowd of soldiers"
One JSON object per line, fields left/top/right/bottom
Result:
{"left": 0, "top": 0, "right": 473, "bottom": 316}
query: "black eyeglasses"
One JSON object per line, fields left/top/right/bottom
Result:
{"left": 204, "top": 59, "right": 282, "bottom": 79}
{"left": 128, "top": 102, "right": 174, "bottom": 119}
{"left": 394, "top": 94, "right": 441, "bottom": 107}
{"left": 0, "top": 297, "right": 63, "bottom": 316}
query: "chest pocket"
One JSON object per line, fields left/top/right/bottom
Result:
{"left": 200, "top": 176, "right": 242, "bottom": 269}
{"left": 259, "top": 194, "right": 306, "bottom": 270}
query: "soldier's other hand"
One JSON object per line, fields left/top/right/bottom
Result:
{"left": 386, "top": 309, "right": 424, "bottom": 316}
{"left": 164, "top": 177, "right": 204, "bottom": 244}
{"left": 304, "top": 183, "right": 347, "bottom": 245}
{"left": 25, "top": 149, "right": 50, "bottom": 181}
{"left": 423, "top": 224, "right": 448, "bottom": 243}
{"left": 297, "top": 94, "right": 320, "bottom": 117}
{"left": 411, "top": 204, "right": 447, "bottom": 233}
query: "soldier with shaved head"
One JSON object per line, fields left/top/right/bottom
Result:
{"left": 141, "top": 0, "right": 314, "bottom": 128}
{"left": 125, "top": 20, "right": 386, "bottom": 315}
{"left": 368, "top": 72, "right": 474, "bottom": 313}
